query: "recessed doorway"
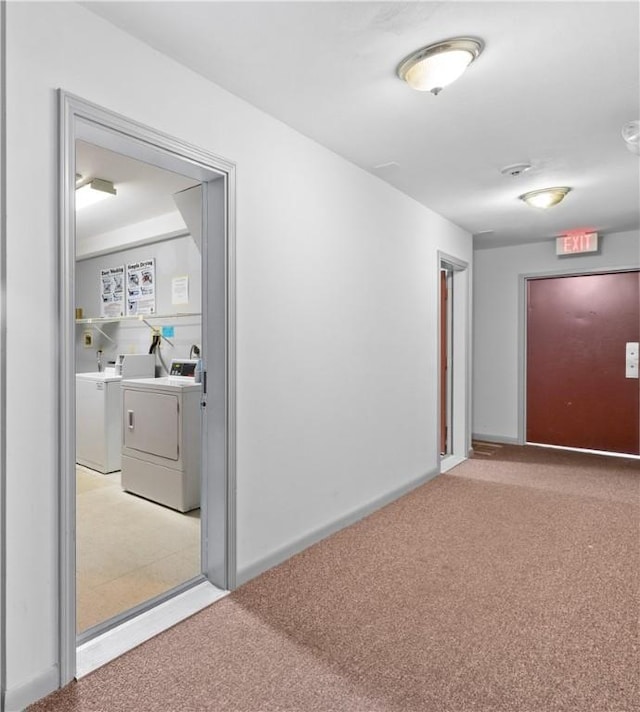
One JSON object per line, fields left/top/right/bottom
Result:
{"left": 74, "top": 140, "right": 204, "bottom": 635}
{"left": 438, "top": 253, "right": 471, "bottom": 472}
{"left": 59, "top": 92, "right": 236, "bottom": 684}
{"left": 440, "top": 267, "right": 453, "bottom": 456}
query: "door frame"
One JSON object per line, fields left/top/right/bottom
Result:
{"left": 437, "top": 252, "right": 472, "bottom": 471}
{"left": 58, "top": 91, "right": 237, "bottom": 684}
{"left": 518, "top": 265, "right": 639, "bottom": 449}
{"left": 439, "top": 268, "right": 452, "bottom": 456}
{"left": 0, "top": 1, "right": 6, "bottom": 705}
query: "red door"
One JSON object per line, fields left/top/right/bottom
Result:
{"left": 527, "top": 271, "right": 640, "bottom": 455}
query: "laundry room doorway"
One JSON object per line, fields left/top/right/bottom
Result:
{"left": 74, "top": 140, "right": 206, "bottom": 636}
{"left": 59, "top": 92, "right": 236, "bottom": 685}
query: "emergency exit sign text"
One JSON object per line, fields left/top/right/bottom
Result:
{"left": 556, "top": 232, "right": 599, "bottom": 256}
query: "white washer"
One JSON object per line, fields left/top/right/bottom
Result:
{"left": 120, "top": 377, "right": 202, "bottom": 512}
{"left": 76, "top": 372, "right": 123, "bottom": 473}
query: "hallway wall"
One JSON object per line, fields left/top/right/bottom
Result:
{"left": 4, "top": 2, "right": 471, "bottom": 704}
{"left": 472, "top": 229, "right": 640, "bottom": 441}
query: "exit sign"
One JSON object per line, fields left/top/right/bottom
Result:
{"left": 556, "top": 232, "right": 599, "bottom": 255}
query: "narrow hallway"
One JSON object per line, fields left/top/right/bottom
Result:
{"left": 30, "top": 446, "right": 639, "bottom": 712}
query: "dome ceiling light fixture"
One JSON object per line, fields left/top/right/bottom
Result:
{"left": 397, "top": 37, "right": 484, "bottom": 95}
{"left": 519, "top": 187, "right": 571, "bottom": 209}
{"left": 621, "top": 120, "right": 640, "bottom": 155}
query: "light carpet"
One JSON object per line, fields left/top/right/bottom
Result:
{"left": 32, "top": 446, "right": 639, "bottom": 711}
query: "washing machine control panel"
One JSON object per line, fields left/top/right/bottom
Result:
{"left": 169, "top": 359, "right": 198, "bottom": 378}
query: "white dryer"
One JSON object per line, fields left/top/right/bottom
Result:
{"left": 120, "top": 377, "right": 202, "bottom": 512}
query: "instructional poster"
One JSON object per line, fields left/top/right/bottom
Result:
{"left": 100, "top": 266, "right": 125, "bottom": 317}
{"left": 126, "top": 258, "right": 156, "bottom": 315}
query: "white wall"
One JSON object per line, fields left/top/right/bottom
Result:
{"left": 5, "top": 2, "right": 471, "bottom": 703}
{"left": 473, "top": 230, "right": 640, "bottom": 441}
{"left": 75, "top": 235, "right": 202, "bottom": 374}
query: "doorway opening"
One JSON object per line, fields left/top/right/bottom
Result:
{"left": 74, "top": 140, "right": 205, "bottom": 635}
{"left": 59, "top": 92, "right": 236, "bottom": 684}
{"left": 438, "top": 254, "right": 471, "bottom": 472}
{"left": 440, "top": 267, "right": 453, "bottom": 456}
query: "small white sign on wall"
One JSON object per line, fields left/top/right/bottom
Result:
{"left": 172, "top": 275, "right": 189, "bottom": 305}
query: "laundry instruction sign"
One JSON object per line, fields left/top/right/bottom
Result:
{"left": 100, "top": 266, "right": 125, "bottom": 318}
{"left": 126, "top": 259, "right": 156, "bottom": 315}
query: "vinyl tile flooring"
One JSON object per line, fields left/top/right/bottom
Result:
{"left": 76, "top": 466, "right": 200, "bottom": 633}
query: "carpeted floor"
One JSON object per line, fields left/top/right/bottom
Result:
{"left": 30, "top": 445, "right": 639, "bottom": 711}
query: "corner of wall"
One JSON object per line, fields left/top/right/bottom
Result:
{"left": 3, "top": 666, "right": 59, "bottom": 712}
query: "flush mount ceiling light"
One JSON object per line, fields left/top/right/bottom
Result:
{"left": 621, "top": 120, "right": 640, "bottom": 155}
{"left": 75, "top": 177, "right": 117, "bottom": 210}
{"left": 397, "top": 37, "right": 483, "bottom": 95}
{"left": 519, "top": 187, "right": 571, "bottom": 209}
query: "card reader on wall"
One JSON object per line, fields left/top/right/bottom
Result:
{"left": 169, "top": 358, "right": 198, "bottom": 378}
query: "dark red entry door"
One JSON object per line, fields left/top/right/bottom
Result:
{"left": 527, "top": 271, "right": 640, "bottom": 455}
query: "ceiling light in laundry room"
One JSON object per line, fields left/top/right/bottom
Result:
{"left": 75, "top": 178, "right": 117, "bottom": 210}
{"left": 519, "top": 187, "right": 571, "bottom": 209}
{"left": 397, "top": 38, "right": 483, "bottom": 95}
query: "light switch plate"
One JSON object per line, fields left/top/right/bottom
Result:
{"left": 626, "top": 342, "right": 639, "bottom": 379}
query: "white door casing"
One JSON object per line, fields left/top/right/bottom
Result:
{"left": 58, "top": 91, "right": 236, "bottom": 684}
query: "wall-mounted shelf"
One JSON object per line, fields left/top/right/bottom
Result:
{"left": 75, "top": 312, "right": 201, "bottom": 325}
{"left": 76, "top": 312, "right": 201, "bottom": 347}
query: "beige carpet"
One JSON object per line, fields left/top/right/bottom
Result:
{"left": 33, "top": 446, "right": 639, "bottom": 711}
{"left": 76, "top": 466, "right": 200, "bottom": 632}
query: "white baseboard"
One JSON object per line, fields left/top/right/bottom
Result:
{"left": 76, "top": 581, "right": 228, "bottom": 679}
{"left": 236, "top": 467, "right": 440, "bottom": 587}
{"left": 472, "top": 433, "right": 521, "bottom": 445}
{"left": 439, "top": 454, "right": 467, "bottom": 473}
{"left": 4, "top": 665, "right": 59, "bottom": 712}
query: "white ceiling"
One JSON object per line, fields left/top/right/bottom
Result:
{"left": 76, "top": 141, "right": 198, "bottom": 244}
{"left": 84, "top": 1, "right": 640, "bottom": 248}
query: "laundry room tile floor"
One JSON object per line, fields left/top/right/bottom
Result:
{"left": 76, "top": 466, "right": 200, "bottom": 633}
